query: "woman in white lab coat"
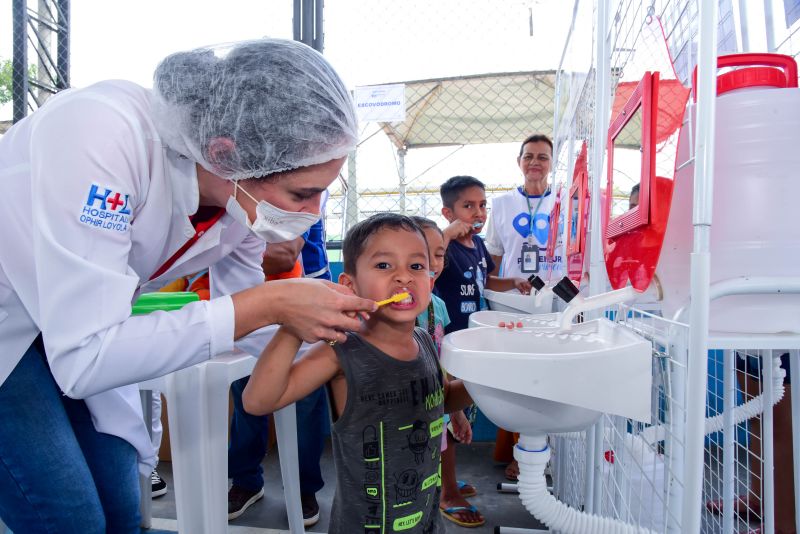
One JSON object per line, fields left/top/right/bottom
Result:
{"left": 0, "top": 39, "right": 374, "bottom": 534}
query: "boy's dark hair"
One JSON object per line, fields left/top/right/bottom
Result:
{"left": 410, "top": 216, "right": 442, "bottom": 236}
{"left": 439, "top": 175, "right": 485, "bottom": 209}
{"left": 630, "top": 183, "right": 640, "bottom": 196}
{"left": 342, "top": 213, "right": 426, "bottom": 274}
{"left": 519, "top": 134, "right": 553, "bottom": 157}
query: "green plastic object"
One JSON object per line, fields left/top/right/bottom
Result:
{"left": 131, "top": 292, "right": 200, "bottom": 315}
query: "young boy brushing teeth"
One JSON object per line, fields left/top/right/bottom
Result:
{"left": 243, "top": 213, "right": 473, "bottom": 534}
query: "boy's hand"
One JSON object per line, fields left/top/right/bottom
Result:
{"left": 443, "top": 220, "right": 474, "bottom": 242}
{"left": 450, "top": 411, "right": 473, "bottom": 444}
{"left": 513, "top": 277, "right": 532, "bottom": 295}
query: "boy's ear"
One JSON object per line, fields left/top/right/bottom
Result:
{"left": 441, "top": 206, "right": 454, "bottom": 222}
{"left": 338, "top": 272, "right": 355, "bottom": 291}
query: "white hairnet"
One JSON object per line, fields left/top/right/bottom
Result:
{"left": 151, "top": 38, "right": 358, "bottom": 181}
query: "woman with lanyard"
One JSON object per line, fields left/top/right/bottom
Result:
{"left": 0, "top": 39, "right": 375, "bottom": 533}
{"left": 483, "top": 133, "right": 560, "bottom": 481}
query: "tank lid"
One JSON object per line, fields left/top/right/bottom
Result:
{"left": 717, "top": 66, "right": 788, "bottom": 95}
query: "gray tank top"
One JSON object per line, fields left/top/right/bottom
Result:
{"left": 328, "top": 327, "right": 445, "bottom": 534}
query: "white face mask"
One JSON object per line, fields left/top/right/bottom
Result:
{"left": 225, "top": 181, "right": 320, "bottom": 243}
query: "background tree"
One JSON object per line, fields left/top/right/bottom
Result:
{"left": 0, "top": 59, "right": 12, "bottom": 105}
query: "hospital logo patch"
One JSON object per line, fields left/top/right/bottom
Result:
{"left": 78, "top": 183, "right": 131, "bottom": 233}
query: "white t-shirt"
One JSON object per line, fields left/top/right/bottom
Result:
{"left": 484, "top": 187, "right": 564, "bottom": 280}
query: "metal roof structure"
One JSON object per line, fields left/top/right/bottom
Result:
{"left": 378, "top": 70, "right": 558, "bottom": 149}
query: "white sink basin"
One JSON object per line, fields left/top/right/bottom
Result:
{"left": 484, "top": 289, "right": 554, "bottom": 314}
{"left": 468, "top": 310, "right": 560, "bottom": 329}
{"left": 441, "top": 319, "right": 652, "bottom": 434}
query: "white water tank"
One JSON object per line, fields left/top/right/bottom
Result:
{"left": 658, "top": 54, "right": 800, "bottom": 333}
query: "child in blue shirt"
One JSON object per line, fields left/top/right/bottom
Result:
{"left": 432, "top": 176, "right": 528, "bottom": 527}
{"left": 435, "top": 175, "right": 530, "bottom": 334}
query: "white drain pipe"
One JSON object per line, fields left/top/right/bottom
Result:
{"left": 515, "top": 434, "right": 656, "bottom": 534}
{"left": 641, "top": 351, "right": 785, "bottom": 445}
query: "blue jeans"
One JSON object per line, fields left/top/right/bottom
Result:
{"left": 228, "top": 377, "right": 328, "bottom": 494}
{"left": 0, "top": 341, "right": 149, "bottom": 534}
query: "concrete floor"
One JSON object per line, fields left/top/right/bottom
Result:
{"left": 150, "top": 441, "right": 546, "bottom": 533}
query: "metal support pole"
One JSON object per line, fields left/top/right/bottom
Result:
{"left": 302, "top": 0, "right": 313, "bottom": 48}
{"left": 313, "top": 0, "right": 324, "bottom": 53}
{"left": 37, "top": 0, "right": 53, "bottom": 103}
{"left": 592, "top": 419, "right": 604, "bottom": 513}
{"left": 666, "top": 325, "right": 687, "bottom": 534}
{"left": 764, "top": 0, "right": 777, "bottom": 52}
{"left": 584, "top": 424, "right": 596, "bottom": 513}
{"left": 683, "top": 1, "right": 718, "bottom": 531}
{"left": 398, "top": 147, "right": 407, "bottom": 215}
{"left": 292, "top": 0, "right": 301, "bottom": 41}
{"left": 344, "top": 150, "right": 359, "bottom": 233}
{"left": 790, "top": 349, "right": 800, "bottom": 534}
{"left": 586, "top": 0, "right": 610, "bottom": 515}
{"left": 139, "top": 390, "right": 154, "bottom": 529}
{"left": 588, "top": 0, "right": 611, "bottom": 303}
{"left": 722, "top": 349, "right": 735, "bottom": 534}
{"left": 293, "top": 0, "right": 321, "bottom": 51}
{"left": 56, "top": 0, "right": 69, "bottom": 88}
{"left": 12, "top": 0, "right": 29, "bottom": 123}
{"left": 737, "top": 0, "right": 751, "bottom": 51}
{"left": 763, "top": 350, "right": 775, "bottom": 534}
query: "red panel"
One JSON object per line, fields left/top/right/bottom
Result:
{"left": 566, "top": 141, "right": 589, "bottom": 285}
{"left": 603, "top": 71, "right": 690, "bottom": 291}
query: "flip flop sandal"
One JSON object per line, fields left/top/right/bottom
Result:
{"left": 504, "top": 462, "right": 519, "bottom": 481}
{"left": 456, "top": 480, "right": 477, "bottom": 498}
{"left": 440, "top": 505, "right": 486, "bottom": 528}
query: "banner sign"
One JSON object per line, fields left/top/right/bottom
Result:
{"left": 354, "top": 84, "right": 406, "bottom": 123}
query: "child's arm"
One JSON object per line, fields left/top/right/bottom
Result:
{"left": 487, "top": 274, "right": 532, "bottom": 294}
{"left": 443, "top": 376, "right": 473, "bottom": 414}
{"left": 242, "top": 327, "right": 340, "bottom": 415}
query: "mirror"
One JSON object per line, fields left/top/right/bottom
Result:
{"left": 610, "top": 105, "right": 643, "bottom": 219}
{"left": 566, "top": 141, "right": 589, "bottom": 284}
{"left": 569, "top": 188, "right": 580, "bottom": 243}
{"left": 604, "top": 71, "right": 655, "bottom": 239}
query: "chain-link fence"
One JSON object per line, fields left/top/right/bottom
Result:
{"left": 9, "top": 0, "right": 69, "bottom": 124}
{"left": 319, "top": 0, "right": 570, "bottom": 241}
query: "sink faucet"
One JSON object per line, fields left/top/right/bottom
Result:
{"left": 527, "top": 275, "right": 555, "bottom": 309}
{"left": 557, "top": 284, "right": 639, "bottom": 331}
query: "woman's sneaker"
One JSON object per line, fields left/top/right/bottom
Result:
{"left": 151, "top": 469, "right": 168, "bottom": 498}
{"left": 228, "top": 485, "right": 265, "bottom": 520}
{"left": 301, "top": 493, "right": 320, "bottom": 526}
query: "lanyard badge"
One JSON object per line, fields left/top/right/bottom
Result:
{"left": 520, "top": 242, "right": 540, "bottom": 273}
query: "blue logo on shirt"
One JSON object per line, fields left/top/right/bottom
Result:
{"left": 512, "top": 212, "right": 550, "bottom": 243}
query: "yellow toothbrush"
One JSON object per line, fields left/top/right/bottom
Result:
{"left": 376, "top": 292, "right": 410, "bottom": 307}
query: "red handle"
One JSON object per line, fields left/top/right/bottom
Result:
{"left": 692, "top": 53, "right": 799, "bottom": 100}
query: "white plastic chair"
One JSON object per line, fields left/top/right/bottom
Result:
{"left": 139, "top": 350, "right": 305, "bottom": 533}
